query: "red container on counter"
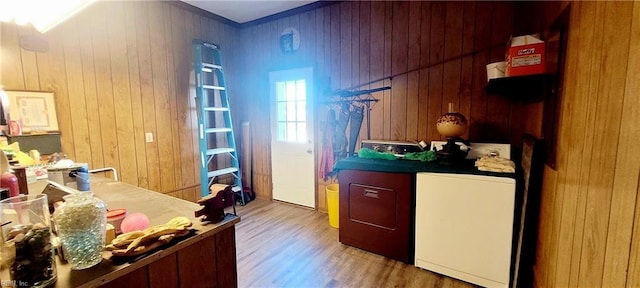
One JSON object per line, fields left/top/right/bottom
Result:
{"left": 1, "top": 172, "right": 19, "bottom": 197}
{"left": 107, "top": 209, "right": 127, "bottom": 234}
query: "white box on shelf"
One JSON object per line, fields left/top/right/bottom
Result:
{"left": 486, "top": 61, "right": 506, "bottom": 82}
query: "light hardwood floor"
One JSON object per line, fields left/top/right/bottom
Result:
{"left": 234, "top": 199, "right": 477, "bottom": 288}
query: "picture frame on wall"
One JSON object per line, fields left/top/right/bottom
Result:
{"left": 5, "top": 90, "right": 59, "bottom": 133}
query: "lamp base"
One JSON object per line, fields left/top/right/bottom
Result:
{"left": 436, "top": 138, "right": 468, "bottom": 166}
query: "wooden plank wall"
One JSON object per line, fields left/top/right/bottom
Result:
{"left": 530, "top": 1, "right": 640, "bottom": 287}
{"left": 237, "top": 1, "right": 524, "bottom": 211}
{"left": 0, "top": 1, "right": 240, "bottom": 201}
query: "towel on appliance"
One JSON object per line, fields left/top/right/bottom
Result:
{"left": 475, "top": 155, "right": 516, "bottom": 173}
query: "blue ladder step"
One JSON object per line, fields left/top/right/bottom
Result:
{"left": 204, "top": 107, "right": 229, "bottom": 112}
{"left": 208, "top": 167, "right": 238, "bottom": 178}
{"left": 203, "top": 85, "right": 225, "bottom": 90}
{"left": 206, "top": 148, "right": 235, "bottom": 156}
{"left": 205, "top": 127, "right": 232, "bottom": 133}
{"left": 202, "top": 63, "right": 222, "bottom": 71}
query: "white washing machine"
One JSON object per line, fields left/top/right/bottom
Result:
{"left": 415, "top": 167, "right": 516, "bottom": 287}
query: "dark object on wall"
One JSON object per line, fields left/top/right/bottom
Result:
{"left": 7, "top": 132, "right": 61, "bottom": 155}
{"left": 279, "top": 27, "right": 299, "bottom": 54}
{"left": 20, "top": 33, "right": 49, "bottom": 53}
{"left": 541, "top": 6, "right": 570, "bottom": 169}
{"left": 18, "top": 25, "right": 49, "bottom": 53}
{"left": 511, "top": 134, "right": 544, "bottom": 288}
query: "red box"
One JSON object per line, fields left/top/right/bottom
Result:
{"left": 505, "top": 35, "right": 545, "bottom": 76}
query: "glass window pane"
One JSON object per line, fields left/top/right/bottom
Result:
{"left": 286, "top": 81, "right": 296, "bottom": 101}
{"left": 277, "top": 122, "right": 286, "bottom": 141}
{"left": 277, "top": 102, "right": 286, "bottom": 122}
{"left": 287, "top": 122, "right": 296, "bottom": 142}
{"left": 297, "top": 123, "right": 307, "bottom": 142}
{"left": 296, "top": 101, "right": 306, "bottom": 122}
{"left": 286, "top": 102, "right": 296, "bottom": 122}
{"left": 276, "top": 81, "right": 286, "bottom": 101}
{"left": 296, "top": 80, "right": 306, "bottom": 101}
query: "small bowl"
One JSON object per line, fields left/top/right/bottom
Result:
{"left": 106, "top": 209, "right": 127, "bottom": 234}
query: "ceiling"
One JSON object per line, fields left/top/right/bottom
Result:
{"left": 181, "top": 0, "right": 317, "bottom": 24}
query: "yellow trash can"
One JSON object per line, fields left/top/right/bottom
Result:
{"left": 326, "top": 184, "right": 339, "bottom": 228}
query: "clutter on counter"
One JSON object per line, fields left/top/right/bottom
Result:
{"left": 0, "top": 194, "right": 57, "bottom": 287}
{"left": 475, "top": 155, "right": 516, "bottom": 173}
{"left": 0, "top": 172, "right": 225, "bottom": 287}
{"left": 106, "top": 209, "right": 127, "bottom": 235}
{"left": 105, "top": 216, "right": 192, "bottom": 257}
{"left": 0, "top": 151, "right": 19, "bottom": 197}
{"left": 53, "top": 192, "right": 107, "bottom": 270}
{"left": 46, "top": 161, "right": 90, "bottom": 192}
{"left": 120, "top": 212, "right": 150, "bottom": 234}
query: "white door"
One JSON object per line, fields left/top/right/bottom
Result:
{"left": 269, "top": 68, "right": 315, "bottom": 208}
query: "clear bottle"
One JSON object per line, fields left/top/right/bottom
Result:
{"left": 54, "top": 192, "right": 107, "bottom": 270}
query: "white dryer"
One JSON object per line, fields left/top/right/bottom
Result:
{"left": 415, "top": 170, "right": 516, "bottom": 287}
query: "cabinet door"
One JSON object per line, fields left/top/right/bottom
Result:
{"left": 338, "top": 170, "right": 413, "bottom": 263}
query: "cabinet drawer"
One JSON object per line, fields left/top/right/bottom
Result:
{"left": 348, "top": 184, "right": 396, "bottom": 229}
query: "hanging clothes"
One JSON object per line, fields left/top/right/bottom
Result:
{"left": 348, "top": 105, "right": 364, "bottom": 157}
{"left": 319, "top": 109, "right": 336, "bottom": 180}
{"left": 333, "top": 103, "right": 350, "bottom": 159}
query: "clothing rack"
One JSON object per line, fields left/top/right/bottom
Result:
{"left": 318, "top": 86, "right": 391, "bottom": 179}
{"left": 320, "top": 98, "right": 379, "bottom": 105}
{"left": 321, "top": 86, "right": 390, "bottom": 158}
{"left": 326, "top": 86, "right": 392, "bottom": 98}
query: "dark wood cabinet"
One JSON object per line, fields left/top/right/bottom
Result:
{"left": 338, "top": 169, "right": 414, "bottom": 264}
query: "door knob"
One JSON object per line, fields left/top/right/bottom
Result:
{"left": 306, "top": 149, "right": 313, "bottom": 154}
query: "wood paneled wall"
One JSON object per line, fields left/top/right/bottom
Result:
{"left": 237, "top": 1, "right": 528, "bottom": 210}
{"left": 533, "top": 1, "right": 640, "bottom": 287}
{"left": 0, "top": 1, "right": 240, "bottom": 201}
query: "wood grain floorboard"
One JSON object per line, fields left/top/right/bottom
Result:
{"left": 235, "top": 199, "right": 477, "bottom": 288}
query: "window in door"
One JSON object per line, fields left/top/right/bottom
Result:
{"left": 275, "top": 79, "right": 307, "bottom": 143}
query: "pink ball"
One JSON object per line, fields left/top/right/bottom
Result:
{"left": 120, "top": 212, "right": 150, "bottom": 233}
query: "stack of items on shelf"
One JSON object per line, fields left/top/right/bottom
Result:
{"left": 486, "top": 34, "right": 546, "bottom": 82}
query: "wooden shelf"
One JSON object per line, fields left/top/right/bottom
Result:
{"left": 485, "top": 73, "right": 551, "bottom": 103}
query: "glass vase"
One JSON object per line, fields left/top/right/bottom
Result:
{"left": 54, "top": 192, "right": 107, "bottom": 270}
{"left": 0, "top": 194, "right": 57, "bottom": 287}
